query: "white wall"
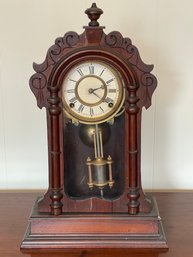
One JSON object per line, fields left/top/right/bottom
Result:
{"left": 0, "top": 0, "right": 193, "bottom": 190}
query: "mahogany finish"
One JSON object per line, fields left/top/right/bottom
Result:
{"left": 29, "top": 3, "right": 157, "bottom": 215}
{"left": 21, "top": 3, "right": 167, "bottom": 257}
{"left": 0, "top": 192, "right": 192, "bottom": 257}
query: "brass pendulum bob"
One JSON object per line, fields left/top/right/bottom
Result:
{"left": 86, "top": 124, "right": 114, "bottom": 197}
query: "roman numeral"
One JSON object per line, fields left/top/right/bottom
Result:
{"left": 108, "top": 88, "right": 117, "bottom": 93}
{"left": 77, "top": 69, "right": 84, "bottom": 77}
{"left": 90, "top": 107, "right": 94, "bottom": 116}
{"left": 69, "top": 78, "right": 77, "bottom": 83}
{"left": 69, "top": 96, "right": 77, "bottom": 103}
{"left": 66, "top": 89, "right": 75, "bottom": 93}
{"left": 99, "top": 106, "right": 104, "bottom": 112}
{"left": 78, "top": 104, "right": 85, "bottom": 112}
{"left": 105, "top": 97, "right": 113, "bottom": 103}
{"left": 106, "top": 78, "right": 114, "bottom": 85}
{"left": 99, "top": 68, "right": 105, "bottom": 77}
{"left": 89, "top": 65, "right": 94, "bottom": 74}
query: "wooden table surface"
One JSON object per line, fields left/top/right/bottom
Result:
{"left": 0, "top": 191, "right": 193, "bottom": 257}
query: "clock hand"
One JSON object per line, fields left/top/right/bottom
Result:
{"left": 88, "top": 85, "right": 104, "bottom": 94}
{"left": 89, "top": 89, "right": 113, "bottom": 104}
{"left": 88, "top": 88, "right": 102, "bottom": 99}
{"left": 92, "top": 85, "right": 104, "bottom": 92}
{"left": 88, "top": 88, "right": 113, "bottom": 105}
{"left": 92, "top": 91, "right": 101, "bottom": 99}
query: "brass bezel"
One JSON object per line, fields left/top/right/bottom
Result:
{"left": 62, "top": 60, "right": 125, "bottom": 124}
{"left": 74, "top": 75, "right": 107, "bottom": 107}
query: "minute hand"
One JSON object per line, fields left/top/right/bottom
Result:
{"left": 92, "top": 91, "right": 102, "bottom": 99}
{"left": 92, "top": 93, "right": 112, "bottom": 104}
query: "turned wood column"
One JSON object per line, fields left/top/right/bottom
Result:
{"left": 47, "top": 85, "right": 63, "bottom": 215}
{"left": 127, "top": 84, "right": 140, "bottom": 214}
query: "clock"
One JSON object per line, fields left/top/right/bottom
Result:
{"left": 21, "top": 3, "right": 168, "bottom": 257}
{"left": 61, "top": 60, "right": 125, "bottom": 196}
{"left": 61, "top": 58, "right": 126, "bottom": 199}
{"left": 62, "top": 60, "right": 125, "bottom": 124}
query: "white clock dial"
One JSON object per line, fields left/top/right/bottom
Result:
{"left": 62, "top": 61, "right": 125, "bottom": 124}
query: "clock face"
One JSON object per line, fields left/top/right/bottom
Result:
{"left": 62, "top": 61, "right": 125, "bottom": 124}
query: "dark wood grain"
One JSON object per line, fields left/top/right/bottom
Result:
{"left": 18, "top": 4, "right": 178, "bottom": 257}
{"left": 0, "top": 191, "right": 193, "bottom": 257}
{"left": 29, "top": 4, "right": 157, "bottom": 214}
{"left": 0, "top": 191, "right": 40, "bottom": 257}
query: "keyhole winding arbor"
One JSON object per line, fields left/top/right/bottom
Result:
{"left": 21, "top": 3, "right": 168, "bottom": 257}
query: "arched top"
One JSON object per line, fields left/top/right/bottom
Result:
{"left": 29, "top": 26, "right": 157, "bottom": 110}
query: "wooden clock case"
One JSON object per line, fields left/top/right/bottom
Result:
{"left": 21, "top": 3, "right": 168, "bottom": 257}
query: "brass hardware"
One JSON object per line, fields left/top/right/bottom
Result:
{"left": 79, "top": 123, "right": 111, "bottom": 147}
{"left": 115, "top": 106, "right": 125, "bottom": 118}
{"left": 86, "top": 157, "right": 93, "bottom": 189}
{"left": 107, "top": 155, "right": 114, "bottom": 188}
{"left": 62, "top": 60, "right": 125, "bottom": 124}
{"left": 86, "top": 124, "right": 114, "bottom": 196}
{"left": 74, "top": 75, "right": 108, "bottom": 107}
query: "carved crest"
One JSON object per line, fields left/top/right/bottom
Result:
{"left": 30, "top": 29, "right": 156, "bottom": 110}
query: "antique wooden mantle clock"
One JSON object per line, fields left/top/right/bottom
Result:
{"left": 21, "top": 3, "right": 168, "bottom": 257}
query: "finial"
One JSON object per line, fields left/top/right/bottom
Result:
{"left": 85, "top": 3, "right": 103, "bottom": 27}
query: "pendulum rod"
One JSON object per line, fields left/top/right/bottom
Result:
{"left": 94, "top": 124, "right": 103, "bottom": 158}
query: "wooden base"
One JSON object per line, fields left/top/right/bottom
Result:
{"left": 21, "top": 196, "right": 168, "bottom": 257}
{"left": 26, "top": 250, "right": 165, "bottom": 257}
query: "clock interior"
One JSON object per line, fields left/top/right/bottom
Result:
{"left": 63, "top": 109, "right": 125, "bottom": 200}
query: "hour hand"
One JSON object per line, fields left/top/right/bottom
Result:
{"left": 89, "top": 85, "right": 104, "bottom": 94}
{"left": 92, "top": 85, "right": 104, "bottom": 92}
